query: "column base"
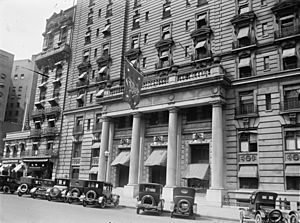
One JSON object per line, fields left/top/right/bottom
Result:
{"left": 123, "top": 184, "right": 139, "bottom": 198}
{"left": 206, "top": 188, "right": 226, "bottom": 207}
{"left": 162, "top": 187, "right": 174, "bottom": 211}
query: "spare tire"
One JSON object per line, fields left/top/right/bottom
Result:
{"left": 269, "top": 210, "right": 282, "bottom": 223}
{"left": 19, "top": 184, "right": 28, "bottom": 193}
{"left": 141, "top": 195, "right": 155, "bottom": 205}
{"left": 177, "top": 199, "right": 190, "bottom": 213}
{"left": 70, "top": 188, "right": 80, "bottom": 198}
{"left": 86, "top": 190, "right": 97, "bottom": 202}
{"left": 50, "top": 187, "right": 60, "bottom": 197}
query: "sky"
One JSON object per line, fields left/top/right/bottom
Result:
{"left": 0, "top": 0, "right": 76, "bottom": 60}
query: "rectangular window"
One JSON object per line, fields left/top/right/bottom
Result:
{"left": 96, "top": 28, "right": 99, "bottom": 37}
{"left": 142, "top": 57, "right": 146, "bottom": 68}
{"left": 239, "top": 178, "right": 258, "bottom": 189}
{"left": 261, "top": 0, "right": 267, "bottom": 6}
{"left": 94, "top": 48, "right": 97, "bottom": 58}
{"left": 14, "top": 74, "right": 18, "bottom": 80}
{"left": 163, "top": 3, "right": 171, "bottom": 18}
{"left": 264, "top": 56, "right": 270, "bottom": 70}
{"left": 131, "top": 36, "right": 139, "bottom": 49}
{"left": 72, "top": 142, "right": 82, "bottom": 158}
{"left": 240, "top": 132, "right": 257, "bottom": 152}
{"left": 197, "top": 0, "right": 208, "bottom": 6}
{"left": 106, "top": 4, "right": 112, "bottom": 17}
{"left": 162, "top": 25, "right": 171, "bottom": 40}
{"left": 190, "top": 144, "right": 209, "bottom": 164}
{"left": 98, "top": 9, "right": 101, "bottom": 18}
{"left": 133, "top": 15, "right": 140, "bottom": 29}
{"left": 196, "top": 13, "right": 207, "bottom": 29}
{"left": 282, "top": 47, "right": 297, "bottom": 70}
{"left": 71, "top": 168, "right": 79, "bottom": 179}
{"left": 103, "top": 43, "right": 109, "bottom": 56}
{"left": 87, "top": 119, "right": 91, "bottom": 130}
{"left": 18, "top": 86, "right": 22, "bottom": 91}
{"left": 239, "top": 91, "right": 254, "bottom": 115}
{"left": 186, "top": 0, "right": 191, "bottom": 6}
{"left": 238, "top": 0, "right": 249, "bottom": 14}
{"left": 144, "top": 34, "right": 148, "bottom": 44}
{"left": 20, "top": 74, "right": 24, "bottom": 79}
{"left": 85, "top": 29, "right": 91, "bottom": 45}
{"left": 185, "top": 46, "right": 190, "bottom": 58}
{"left": 284, "top": 87, "right": 300, "bottom": 110}
{"left": 285, "top": 131, "right": 300, "bottom": 151}
{"left": 262, "top": 23, "right": 268, "bottom": 36}
{"left": 83, "top": 50, "right": 90, "bottom": 62}
{"left": 145, "top": 11, "right": 149, "bottom": 21}
{"left": 76, "top": 116, "right": 83, "bottom": 127}
{"left": 185, "top": 20, "right": 190, "bottom": 31}
{"left": 239, "top": 56, "right": 252, "bottom": 78}
{"left": 286, "top": 176, "right": 300, "bottom": 190}
{"left": 265, "top": 94, "right": 271, "bottom": 110}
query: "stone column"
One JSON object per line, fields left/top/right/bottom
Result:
{"left": 138, "top": 119, "right": 145, "bottom": 184}
{"left": 106, "top": 122, "right": 114, "bottom": 182}
{"left": 97, "top": 117, "right": 110, "bottom": 181}
{"left": 206, "top": 102, "right": 225, "bottom": 206}
{"left": 166, "top": 108, "right": 178, "bottom": 187}
{"left": 128, "top": 113, "right": 141, "bottom": 185}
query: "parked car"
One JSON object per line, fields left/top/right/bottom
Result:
{"left": 239, "top": 191, "right": 288, "bottom": 223}
{"left": 288, "top": 210, "right": 299, "bottom": 223}
{"left": 0, "top": 175, "right": 19, "bottom": 194}
{"left": 136, "top": 183, "right": 164, "bottom": 215}
{"left": 17, "top": 177, "right": 43, "bottom": 196}
{"left": 81, "top": 181, "right": 119, "bottom": 208}
{"left": 46, "top": 178, "right": 70, "bottom": 202}
{"left": 66, "top": 179, "right": 87, "bottom": 204}
{"left": 30, "top": 179, "right": 55, "bottom": 199}
{"left": 170, "top": 187, "right": 197, "bottom": 220}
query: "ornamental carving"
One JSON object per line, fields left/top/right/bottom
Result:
{"left": 239, "top": 153, "right": 257, "bottom": 163}
{"left": 285, "top": 152, "right": 300, "bottom": 162}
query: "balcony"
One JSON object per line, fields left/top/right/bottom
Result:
{"left": 73, "top": 125, "right": 84, "bottom": 135}
{"left": 45, "top": 106, "right": 60, "bottom": 117}
{"left": 76, "top": 79, "right": 89, "bottom": 88}
{"left": 43, "top": 127, "right": 59, "bottom": 137}
{"left": 93, "top": 123, "right": 102, "bottom": 132}
{"left": 23, "top": 148, "right": 58, "bottom": 158}
{"left": 282, "top": 98, "right": 300, "bottom": 111}
{"left": 274, "top": 25, "right": 300, "bottom": 40}
{"left": 30, "top": 129, "right": 42, "bottom": 138}
{"left": 232, "top": 38, "right": 257, "bottom": 50}
{"left": 235, "top": 104, "right": 258, "bottom": 118}
{"left": 91, "top": 157, "right": 99, "bottom": 166}
{"left": 35, "top": 43, "right": 71, "bottom": 69}
{"left": 95, "top": 75, "right": 109, "bottom": 83}
{"left": 31, "top": 109, "right": 45, "bottom": 120}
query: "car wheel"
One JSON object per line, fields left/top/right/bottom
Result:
{"left": 3, "top": 186, "right": 10, "bottom": 194}
{"left": 290, "top": 214, "right": 298, "bottom": 223}
{"left": 240, "top": 211, "right": 245, "bottom": 223}
{"left": 99, "top": 197, "right": 106, "bottom": 209}
{"left": 136, "top": 208, "right": 140, "bottom": 214}
{"left": 255, "top": 214, "right": 262, "bottom": 223}
{"left": 83, "top": 200, "right": 87, "bottom": 207}
{"left": 18, "top": 192, "right": 22, "bottom": 197}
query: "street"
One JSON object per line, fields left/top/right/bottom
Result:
{"left": 0, "top": 193, "right": 238, "bottom": 223}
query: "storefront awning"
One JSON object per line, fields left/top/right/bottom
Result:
{"left": 102, "top": 24, "right": 111, "bottom": 33}
{"left": 238, "top": 57, "right": 251, "bottom": 68}
{"left": 144, "top": 149, "right": 167, "bottom": 166}
{"left": 89, "top": 166, "right": 98, "bottom": 174}
{"left": 285, "top": 165, "right": 300, "bottom": 177}
{"left": 96, "top": 89, "right": 105, "bottom": 98}
{"left": 237, "top": 26, "right": 249, "bottom": 39}
{"left": 182, "top": 163, "right": 209, "bottom": 180}
{"left": 99, "top": 66, "right": 107, "bottom": 74}
{"left": 76, "top": 94, "right": 85, "bottom": 101}
{"left": 23, "top": 159, "right": 49, "bottom": 163}
{"left": 282, "top": 48, "right": 296, "bottom": 59}
{"left": 13, "top": 163, "right": 24, "bottom": 172}
{"left": 91, "top": 142, "right": 100, "bottom": 149}
{"left": 78, "top": 72, "right": 87, "bottom": 80}
{"left": 238, "top": 165, "right": 257, "bottom": 178}
{"left": 111, "top": 150, "right": 130, "bottom": 166}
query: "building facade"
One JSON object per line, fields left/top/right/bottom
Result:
{"left": 0, "top": 49, "right": 14, "bottom": 158}
{"left": 4, "top": 58, "right": 38, "bottom": 129}
{"left": 1, "top": 7, "right": 75, "bottom": 179}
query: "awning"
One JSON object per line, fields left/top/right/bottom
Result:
{"left": 280, "top": 15, "right": 294, "bottom": 21}
{"left": 111, "top": 150, "right": 130, "bottom": 166}
{"left": 238, "top": 57, "right": 251, "bottom": 68}
{"left": 238, "top": 165, "right": 258, "bottom": 178}
{"left": 144, "top": 149, "right": 167, "bottom": 166}
{"left": 78, "top": 72, "right": 87, "bottom": 80}
{"left": 76, "top": 94, "right": 85, "bottom": 101}
{"left": 48, "top": 118, "right": 55, "bottom": 122}
{"left": 99, "top": 66, "right": 107, "bottom": 74}
{"left": 160, "top": 51, "right": 169, "bottom": 58}
{"left": 102, "top": 24, "right": 111, "bottom": 32}
{"left": 195, "top": 40, "right": 207, "bottom": 49}
{"left": 237, "top": 26, "right": 249, "bottom": 39}
{"left": 13, "top": 163, "right": 24, "bottom": 172}
{"left": 23, "top": 159, "right": 49, "bottom": 163}
{"left": 38, "top": 82, "right": 47, "bottom": 88}
{"left": 96, "top": 89, "right": 105, "bottom": 97}
{"left": 91, "top": 142, "right": 100, "bottom": 149}
{"left": 54, "top": 61, "right": 62, "bottom": 66}
{"left": 182, "top": 163, "right": 209, "bottom": 180}
{"left": 89, "top": 166, "right": 98, "bottom": 174}
{"left": 52, "top": 78, "right": 61, "bottom": 83}
{"left": 84, "top": 51, "right": 89, "bottom": 57}
{"left": 282, "top": 48, "right": 296, "bottom": 58}
{"left": 197, "top": 14, "right": 206, "bottom": 21}
{"left": 285, "top": 165, "right": 300, "bottom": 177}
{"left": 34, "top": 120, "right": 41, "bottom": 124}
{"left": 85, "top": 31, "right": 91, "bottom": 37}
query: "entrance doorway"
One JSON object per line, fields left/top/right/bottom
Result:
{"left": 118, "top": 165, "right": 129, "bottom": 187}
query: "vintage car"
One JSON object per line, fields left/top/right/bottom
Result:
{"left": 81, "top": 181, "right": 119, "bottom": 208}
{"left": 170, "top": 187, "right": 197, "bottom": 220}
{"left": 239, "top": 191, "right": 288, "bottom": 223}
{"left": 288, "top": 210, "right": 299, "bottom": 223}
{"left": 66, "top": 179, "right": 87, "bottom": 204}
{"left": 46, "top": 178, "right": 70, "bottom": 202}
{"left": 30, "top": 179, "right": 55, "bottom": 199}
{"left": 17, "top": 177, "right": 43, "bottom": 196}
{"left": 136, "top": 183, "right": 164, "bottom": 215}
{"left": 0, "top": 175, "right": 19, "bottom": 194}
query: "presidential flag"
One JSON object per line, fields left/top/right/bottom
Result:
{"left": 123, "top": 59, "right": 143, "bottom": 109}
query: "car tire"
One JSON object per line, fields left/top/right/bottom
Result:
{"left": 255, "top": 214, "right": 263, "bottom": 223}
{"left": 290, "top": 214, "right": 298, "bottom": 223}
{"left": 20, "top": 184, "right": 28, "bottom": 193}
{"left": 83, "top": 200, "right": 87, "bottom": 207}
{"left": 18, "top": 191, "right": 22, "bottom": 197}
{"left": 136, "top": 208, "right": 140, "bottom": 214}
{"left": 3, "top": 186, "right": 10, "bottom": 194}
{"left": 99, "top": 197, "right": 106, "bottom": 209}
{"left": 240, "top": 211, "right": 245, "bottom": 223}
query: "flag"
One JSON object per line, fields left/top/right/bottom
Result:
{"left": 123, "top": 59, "right": 143, "bottom": 109}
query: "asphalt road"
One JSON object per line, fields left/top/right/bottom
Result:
{"left": 0, "top": 193, "right": 238, "bottom": 223}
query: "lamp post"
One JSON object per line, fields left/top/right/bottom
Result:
{"left": 104, "top": 150, "right": 110, "bottom": 182}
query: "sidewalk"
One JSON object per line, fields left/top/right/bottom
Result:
{"left": 118, "top": 196, "right": 240, "bottom": 221}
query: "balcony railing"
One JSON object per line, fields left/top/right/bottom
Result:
{"left": 30, "top": 129, "right": 42, "bottom": 138}
{"left": 91, "top": 157, "right": 99, "bottom": 166}
{"left": 95, "top": 75, "right": 109, "bottom": 83}
{"left": 73, "top": 125, "right": 84, "bottom": 135}
{"left": 45, "top": 106, "right": 61, "bottom": 117}
{"left": 23, "top": 148, "right": 58, "bottom": 158}
{"left": 76, "top": 80, "right": 89, "bottom": 88}
{"left": 274, "top": 25, "right": 300, "bottom": 39}
{"left": 232, "top": 38, "right": 256, "bottom": 49}
{"left": 235, "top": 104, "right": 258, "bottom": 117}
{"left": 31, "top": 109, "right": 44, "bottom": 119}
{"left": 283, "top": 98, "right": 300, "bottom": 111}
{"left": 43, "top": 127, "right": 58, "bottom": 137}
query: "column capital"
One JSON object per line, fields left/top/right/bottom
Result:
{"left": 210, "top": 98, "right": 226, "bottom": 107}
{"left": 168, "top": 107, "right": 179, "bottom": 113}
{"left": 132, "top": 112, "right": 142, "bottom": 118}
{"left": 101, "top": 116, "right": 111, "bottom": 122}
